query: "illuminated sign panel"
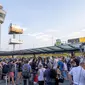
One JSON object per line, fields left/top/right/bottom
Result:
{"left": 9, "top": 23, "right": 23, "bottom": 34}
{"left": 68, "top": 37, "right": 85, "bottom": 43}
{"left": 9, "top": 39, "right": 23, "bottom": 44}
{"left": 79, "top": 37, "right": 85, "bottom": 43}
{"left": 55, "top": 39, "right": 61, "bottom": 45}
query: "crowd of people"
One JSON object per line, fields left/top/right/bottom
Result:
{"left": 0, "top": 55, "right": 85, "bottom": 85}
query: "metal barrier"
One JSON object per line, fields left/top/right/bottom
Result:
{"left": 2, "top": 73, "right": 34, "bottom": 85}
{"left": 0, "top": 74, "right": 8, "bottom": 85}
{"left": 23, "top": 79, "right": 29, "bottom": 85}
{"left": 4, "top": 75, "right": 8, "bottom": 85}
{"left": 3, "top": 75, "right": 30, "bottom": 85}
{"left": 4, "top": 74, "right": 8, "bottom": 85}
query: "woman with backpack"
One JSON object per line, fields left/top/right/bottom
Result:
{"left": 8, "top": 61, "right": 15, "bottom": 85}
{"left": 16, "top": 60, "right": 23, "bottom": 84}
{"left": 22, "top": 60, "right": 31, "bottom": 85}
{"left": 44, "top": 63, "right": 59, "bottom": 85}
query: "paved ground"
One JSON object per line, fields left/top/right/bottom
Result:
{"left": 60, "top": 80, "right": 70, "bottom": 85}
{"left": 0, "top": 80, "right": 70, "bottom": 85}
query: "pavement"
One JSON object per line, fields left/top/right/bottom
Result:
{"left": 60, "top": 80, "right": 70, "bottom": 85}
{"left": 0, "top": 80, "right": 70, "bottom": 85}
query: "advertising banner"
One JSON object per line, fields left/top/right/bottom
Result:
{"left": 9, "top": 23, "right": 23, "bottom": 34}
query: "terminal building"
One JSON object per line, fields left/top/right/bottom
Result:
{"left": 68, "top": 37, "right": 85, "bottom": 44}
{"left": 0, "top": 36, "right": 85, "bottom": 57}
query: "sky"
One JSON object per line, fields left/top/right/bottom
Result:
{"left": 0, "top": 0, "right": 85, "bottom": 51}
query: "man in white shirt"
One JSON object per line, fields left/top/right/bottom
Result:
{"left": 53, "top": 58, "right": 58, "bottom": 70}
{"left": 38, "top": 64, "right": 46, "bottom": 85}
{"left": 69, "top": 59, "right": 85, "bottom": 85}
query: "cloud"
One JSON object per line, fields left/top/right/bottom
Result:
{"left": 27, "top": 29, "right": 59, "bottom": 42}
{"left": 61, "top": 28, "right": 85, "bottom": 41}
{"left": 81, "top": 29, "right": 85, "bottom": 32}
{"left": 16, "top": 28, "right": 85, "bottom": 49}
{"left": 23, "top": 27, "right": 27, "bottom": 31}
{"left": 46, "top": 29, "right": 59, "bottom": 33}
{"left": 35, "top": 34, "right": 51, "bottom": 41}
{"left": 25, "top": 28, "right": 85, "bottom": 46}
{"left": 69, "top": 29, "right": 85, "bottom": 38}
{"left": 21, "top": 28, "right": 85, "bottom": 48}
{"left": 27, "top": 32, "right": 44, "bottom": 37}
{"left": 27, "top": 33, "right": 51, "bottom": 41}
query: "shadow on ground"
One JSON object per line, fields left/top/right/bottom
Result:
{"left": 0, "top": 80, "right": 70, "bottom": 85}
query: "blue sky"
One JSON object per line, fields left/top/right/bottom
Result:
{"left": 1, "top": 0, "right": 85, "bottom": 50}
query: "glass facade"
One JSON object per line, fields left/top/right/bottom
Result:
{"left": 0, "top": 13, "right": 5, "bottom": 19}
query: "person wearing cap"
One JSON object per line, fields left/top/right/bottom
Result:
{"left": 68, "top": 59, "right": 85, "bottom": 85}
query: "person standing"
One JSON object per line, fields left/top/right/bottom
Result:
{"left": 57, "top": 58, "right": 64, "bottom": 77}
{"left": 63, "top": 60, "right": 68, "bottom": 80}
{"left": 22, "top": 60, "right": 31, "bottom": 85}
{"left": 69, "top": 59, "right": 85, "bottom": 85}
{"left": 38, "top": 64, "right": 46, "bottom": 85}
{"left": 8, "top": 61, "right": 15, "bottom": 85}
{"left": 16, "top": 60, "right": 23, "bottom": 84}
{"left": 0, "top": 61, "right": 2, "bottom": 80}
{"left": 44, "top": 63, "right": 59, "bottom": 85}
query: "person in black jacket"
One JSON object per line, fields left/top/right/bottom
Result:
{"left": 44, "top": 63, "right": 59, "bottom": 85}
{"left": 50, "top": 69, "right": 59, "bottom": 85}
{"left": 16, "top": 60, "right": 23, "bottom": 84}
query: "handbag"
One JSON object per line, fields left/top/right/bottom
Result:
{"left": 58, "top": 75, "right": 64, "bottom": 83}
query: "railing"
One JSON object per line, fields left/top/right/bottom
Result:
{"left": 1, "top": 73, "right": 34, "bottom": 85}
{"left": 4, "top": 74, "right": 8, "bottom": 85}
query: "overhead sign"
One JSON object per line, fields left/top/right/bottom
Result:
{"left": 79, "top": 37, "right": 85, "bottom": 43}
{"left": 68, "top": 37, "right": 85, "bottom": 44}
{"left": 55, "top": 39, "right": 61, "bottom": 45}
{"left": 68, "top": 38, "right": 79, "bottom": 44}
{"left": 9, "top": 23, "right": 23, "bottom": 34}
{"left": 9, "top": 38, "right": 23, "bottom": 44}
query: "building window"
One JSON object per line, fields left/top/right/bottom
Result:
{"left": 0, "top": 13, "right": 5, "bottom": 19}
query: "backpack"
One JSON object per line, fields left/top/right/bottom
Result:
{"left": 3, "top": 64, "right": 9, "bottom": 74}
{"left": 22, "top": 65, "right": 31, "bottom": 79}
{"left": 11, "top": 64, "right": 15, "bottom": 72}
